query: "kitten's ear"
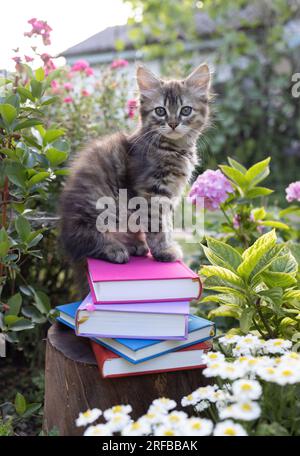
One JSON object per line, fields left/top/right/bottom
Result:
{"left": 185, "top": 63, "right": 211, "bottom": 92}
{"left": 136, "top": 65, "right": 161, "bottom": 95}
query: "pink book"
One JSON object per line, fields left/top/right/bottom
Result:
{"left": 87, "top": 255, "right": 202, "bottom": 304}
{"left": 75, "top": 293, "right": 189, "bottom": 340}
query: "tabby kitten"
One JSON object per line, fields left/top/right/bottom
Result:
{"left": 59, "top": 64, "right": 211, "bottom": 267}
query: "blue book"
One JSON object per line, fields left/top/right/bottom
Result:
{"left": 56, "top": 302, "right": 215, "bottom": 364}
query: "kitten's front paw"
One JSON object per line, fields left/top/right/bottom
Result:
{"left": 152, "top": 244, "right": 183, "bottom": 262}
{"left": 129, "top": 241, "right": 149, "bottom": 257}
{"left": 102, "top": 244, "right": 129, "bottom": 264}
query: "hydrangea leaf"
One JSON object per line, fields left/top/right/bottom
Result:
{"left": 205, "top": 237, "right": 242, "bottom": 270}
{"left": 238, "top": 230, "right": 277, "bottom": 279}
{"left": 201, "top": 265, "right": 244, "bottom": 287}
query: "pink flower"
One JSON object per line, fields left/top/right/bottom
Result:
{"left": 51, "top": 80, "right": 60, "bottom": 94}
{"left": 63, "top": 96, "right": 73, "bottom": 103}
{"left": 63, "top": 82, "right": 73, "bottom": 91}
{"left": 25, "top": 18, "right": 52, "bottom": 46}
{"left": 81, "top": 89, "right": 90, "bottom": 97}
{"left": 41, "top": 52, "right": 56, "bottom": 75}
{"left": 286, "top": 181, "right": 300, "bottom": 203}
{"left": 12, "top": 56, "right": 22, "bottom": 64}
{"left": 189, "top": 169, "right": 234, "bottom": 211}
{"left": 127, "top": 99, "right": 138, "bottom": 118}
{"left": 24, "top": 55, "right": 34, "bottom": 62}
{"left": 110, "top": 59, "right": 129, "bottom": 69}
{"left": 71, "top": 59, "right": 90, "bottom": 72}
{"left": 85, "top": 67, "right": 94, "bottom": 76}
{"left": 233, "top": 214, "right": 241, "bottom": 229}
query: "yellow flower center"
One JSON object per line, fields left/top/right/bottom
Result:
{"left": 248, "top": 359, "right": 257, "bottom": 366}
{"left": 169, "top": 415, "right": 180, "bottom": 422}
{"left": 83, "top": 410, "right": 91, "bottom": 418}
{"left": 282, "top": 370, "right": 292, "bottom": 377}
{"left": 163, "top": 430, "right": 175, "bottom": 436}
{"left": 131, "top": 422, "right": 141, "bottom": 430}
{"left": 274, "top": 340, "right": 283, "bottom": 346}
{"left": 209, "top": 353, "right": 218, "bottom": 359}
{"left": 241, "top": 384, "right": 252, "bottom": 391}
{"left": 192, "top": 422, "right": 202, "bottom": 430}
{"left": 241, "top": 403, "right": 252, "bottom": 411}
{"left": 112, "top": 405, "right": 123, "bottom": 413}
{"left": 224, "top": 428, "right": 237, "bottom": 436}
{"left": 266, "top": 368, "right": 275, "bottom": 374}
{"left": 112, "top": 416, "right": 122, "bottom": 423}
{"left": 187, "top": 394, "right": 194, "bottom": 401}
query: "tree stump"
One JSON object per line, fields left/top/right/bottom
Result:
{"left": 43, "top": 322, "right": 209, "bottom": 436}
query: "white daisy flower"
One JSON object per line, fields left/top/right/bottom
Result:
{"left": 141, "top": 409, "right": 166, "bottom": 425}
{"left": 222, "top": 401, "right": 261, "bottom": 421}
{"left": 207, "top": 389, "right": 228, "bottom": 403}
{"left": 232, "top": 379, "right": 262, "bottom": 400}
{"left": 181, "top": 391, "right": 201, "bottom": 407}
{"left": 202, "top": 351, "right": 225, "bottom": 364}
{"left": 281, "top": 352, "right": 300, "bottom": 365}
{"left": 213, "top": 420, "right": 248, "bottom": 436}
{"left": 121, "top": 419, "right": 151, "bottom": 436}
{"left": 106, "top": 413, "right": 131, "bottom": 432}
{"left": 183, "top": 417, "right": 213, "bottom": 436}
{"left": 203, "top": 362, "right": 224, "bottom": 378}
{"left": 195, "top": 384, "right": 218, "bottom": 400}
{"left": 273, "top": 365, "right": 300, "bottom": 385}
{"left": 195, "top": 400, "right": 210, "bottom": 412}
{"left": 218, "top": 362, "right": 247, "bottom": 380}
{"left": 152, "top": 397, "right": 177, "bottom": 411}
{"left": 76, "top": 408, "right": 102, "bottom": 427}
{"left": 219, "top": 334, "right": 241, "bottom": 346}
{"left": 83, "top": 424, "right": 112, "bottom": 436}
{"left": 165, "top": 411, "right": 188, "bottom": 429}
{"left": 103, "top": 404, "right": 132, "bottom": 421}
{"left": 154, "top": 424, "right": 180, "bottom": 436}
{"left": 263, "top": 339, "right": 292, "bottom": 355}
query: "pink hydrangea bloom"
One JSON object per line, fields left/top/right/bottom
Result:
{"left": 110, "top": 59, "right": 129, "bottom": 69}
{"left": 127, "top": 99, "right": 138, "bottom": 118}
{"left": 81, "top": 89, "right": 90, "bottom": 97}
{"left": 85, "top": 67, "right": 94, "bottom": 76}
{"left": 24, "top": 55, "right": 34, "bottom": 62}
{"left": 12, "top": 56, "right": 22, "bottom": 64}
{"left": 63, "top": 96, "right": 73, "bottom": 103}
{"left": 71, "top": 59, "right": 90, "bottom": 72}
{"left": 63, "top": 82, "right": 73, "bottom": 91}
{"left": 189, "top": 169, "right": 234, "bottom": 211}
{"left": 286, "top": 181, "right": 300, "bottom": 203}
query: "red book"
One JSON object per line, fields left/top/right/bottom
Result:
{"left": 91, "top": 340, "right": 211, "bottom": 378}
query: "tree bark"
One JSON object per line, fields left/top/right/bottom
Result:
{"left": 43, "top": 322, "right": 208, "bottom": 436}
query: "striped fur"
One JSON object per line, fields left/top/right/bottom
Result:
{"left": 59, "top": 64, "right": 211, "bottom": 278}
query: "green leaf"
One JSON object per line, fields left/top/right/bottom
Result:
{"left": 203, "top": 276, "right": 246, "bottom": 297}
{"left": 15, "top": 215, "right": 31, "bottom": 242}
{"left": 28, "top": 172, "right": 50, "bottom": 187}
{"left": 14, "top": 119, "right": 43, "bottom": 131}
{"left": 269, "top": 253, "right": 298, "bottom": 274}
{"left": 201, "top": 265, "right": 244, "bottom": 287}
{"left": 205, "top": 236, "right": 242, "bottom": 270}
{"left": 35, "top": 67, "right": 45, "bottom": 82}
{"left": 15, "top": 393, "right": 27, "bottom": 416}
{"left": 30, "top": 80, "right": 43, "bottom": 98}
{"left": 288, "top": 243, "right": 300, "bottom": 265}
{"left": 17, "top": 87, "right": 35, "bottom": 102}
{"left": 251, "top": 207, "right": 266, "bottom": 221}
{"left": 22, "top": 306, "right": 47, "bottom": 324}
{"left": 33, "top": 290, "right": 51, "bottom": 314}
{"left": 10, "top": 318, "right": 34, "bottom": 331}
{"left": 0, "top": 227, "right": 10, "bottom": 257}
{"left": 27, "top": 232, "right": 43, "bottom": 248}
{"left": 22, "top": 403, "right": 42, "bottom": 418}
{"left": 227, "top": 157, "right": 247, "bottom": 174}
{"left": 245, "top": 187, "right": 273, "bottom": 199}
{"left": 219, "top": 165, "right": 248, "bottom": 188}
{"left": 41, "top": 96, "right": 59, "bottom": 106}
{"left": 256, "top": 423, "right": 289, "bottom": 436}
{"left": 261, "top": 220, "right": 290, "bottom": 231}
{"left": 283, "top": 290, "right": 300, "bottom": 300}
{"left": 240, "top": 307, "right": 254, "bottom": 332}
{"left": 43, "top": 129, "right": 65, "bottom": 144}
{"left": 237, "top": 230, "right": 277, "bottom": 280}
{"left": 258, "top": 288, "right": 283, "bottom": 305}
{"left": 0, "top": 103, "right": 17, "bottom": 126}
{"left": 245, "top": 157, "right": 271, "bottom": 186}
{"left": 45, "top": 148, "right": 68, "bottom": 166}
{"left": 209, "top": 304, "right": 241, "bottom": 319}
{"left": 5, "top": 160, "right": 26, "bottom": 187}
{"left": 250, "top": 244, "right": 285, "bottom": 282}
{"left": 7, "top": 293, "right": 22, "bottom": 316}
{"left": 261, "top": 271, "right": 297, "bottom": 288}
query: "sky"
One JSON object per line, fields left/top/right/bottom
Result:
{"left": 1, "top": 0, "right": 131, "bottom": 70}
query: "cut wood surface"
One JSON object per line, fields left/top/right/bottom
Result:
{"left": 43, "top": 322, "right": 208, "bottom": 436}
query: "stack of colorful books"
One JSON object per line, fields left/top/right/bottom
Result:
{"left": 56, "top": 256, "right": 215, "bottom": 378}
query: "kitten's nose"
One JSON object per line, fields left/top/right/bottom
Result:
{"left": 168, "top": 121, "right": 179, "bottom": 130}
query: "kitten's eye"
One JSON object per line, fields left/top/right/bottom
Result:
{"left": 180, "top": 106, "right": 192, "bottom": 116}
{"left": 155, "top": 107, "right": 167, "bottom": 117}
